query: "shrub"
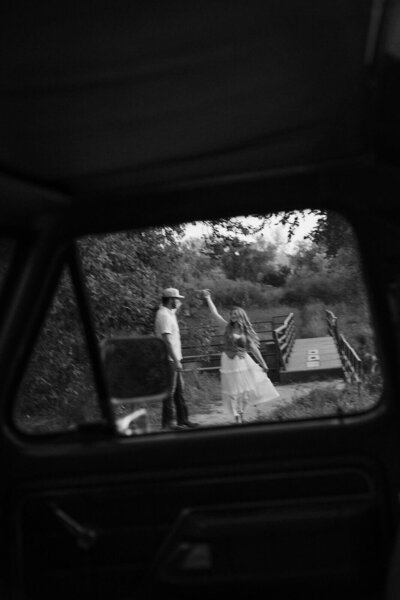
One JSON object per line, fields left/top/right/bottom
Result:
{"left": 196, "top": 276, "right": 281, "bottom": 309}
{"left": 295, "top": 301, "right": 329, "bottom": 338}
{"left": 280, "top": 272, "right": 347, "bottom": 306}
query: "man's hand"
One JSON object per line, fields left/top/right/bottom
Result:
{"left": 175, "top": 360, "right": 183, "bottom": 372}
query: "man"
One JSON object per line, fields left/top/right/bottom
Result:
{"left": 154, "top": 288, "right": 198, "bottom": 430}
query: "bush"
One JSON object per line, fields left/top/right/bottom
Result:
{"left": 196, "top": 276, "right": 281, "bottom": 309}
{"left": 280, "top": 272, "right": 346, "bottom": 306}
{"left": 294, "top": 301, "right": 329, "bottom": 338}
{"left": 325, "top": 299, "right": 376, "bottom": 358}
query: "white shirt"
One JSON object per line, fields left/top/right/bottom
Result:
{"left": 155, "top": 305, "right": 182, "bottom": 361}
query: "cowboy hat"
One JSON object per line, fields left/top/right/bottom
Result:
{"left": 161, "top": 287, "right": 184, "bottom": 299}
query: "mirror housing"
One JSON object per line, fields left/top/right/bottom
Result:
{"left": 100, "top": 335, "right": 171, "bottom": 435}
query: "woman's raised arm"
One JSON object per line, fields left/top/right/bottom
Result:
{"left": 202, "top": 290, "right": 227, "bottom": 327}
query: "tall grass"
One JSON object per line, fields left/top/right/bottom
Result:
{"left": 269, "top": 377, "right": 381, "bottom": 422}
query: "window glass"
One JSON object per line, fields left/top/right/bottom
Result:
{"left": 15, "top": 269, "right": 101, "bottom": 434}
{"left": 14, "top": 210, "right": 382, "bottom": 435}
{"left": 82, "top": 209, "right": 381, "bottom": 432}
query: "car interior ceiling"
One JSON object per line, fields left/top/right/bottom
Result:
{"left": 0, "top": 0, "right": 396, "bottom": 213}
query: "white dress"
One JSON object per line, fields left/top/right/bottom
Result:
{"left": 220, "top": 332, "right": 279, "bottom": 418}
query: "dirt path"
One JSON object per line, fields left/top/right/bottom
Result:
{"left": 193, "top": 379, "right": 345, "bottom": 427}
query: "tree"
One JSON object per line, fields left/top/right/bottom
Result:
{"left": 219, "top": 237, "right": 277, "bottom": 281}
{"left": 261, "top": 264, "right": 291, "bottom": 287}
{"left": 179, "top": 237, "right": 213, "bottom": 281}
{"left": 79, "top": 226, "right": 185, "bottom": 335}
{"left": 278, "top": 209, "right": 353, "bottom": 258}
{"left": 200, "top": 216, "right": 267, "bottom": 262}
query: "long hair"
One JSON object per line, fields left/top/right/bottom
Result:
{"left": 226, "top": 306, "right": 260, "bottom": 348}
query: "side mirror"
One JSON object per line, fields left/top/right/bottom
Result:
{"left": 100, "top": 336, "right": 171, "bottom": 435}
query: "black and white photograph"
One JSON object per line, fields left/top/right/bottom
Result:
{"left": 0, "top": 2, "right": 399, "bottom": 599}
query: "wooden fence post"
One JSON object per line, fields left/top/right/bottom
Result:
{"left": 327, "top": 309, "right": 363, "bottom": 384}
{"left": 273, "top": 312, "right": 295, "bottom": 375}
{"left": 273, "top": 329, "right": 285, "bottom": 372}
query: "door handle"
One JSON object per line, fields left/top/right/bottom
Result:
{"left": 49, "top": 502, "right": 97, "bottom": 550}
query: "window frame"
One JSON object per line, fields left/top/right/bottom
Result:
{"left": 0, "top": 205, "right": 393, "bottom": 443}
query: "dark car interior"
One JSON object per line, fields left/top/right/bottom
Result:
{"left": 2, "top": 1, "right": 400, "bottom": 598}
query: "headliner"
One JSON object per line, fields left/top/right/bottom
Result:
{"left": 0, "top": 0, "right": 399, "bottom": 229}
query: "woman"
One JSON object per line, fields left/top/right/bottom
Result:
{"left": 202, "top": 290, "right": 279, "bottom": 423}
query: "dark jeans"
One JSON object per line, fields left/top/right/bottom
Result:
{"left": 162, "top": 368, "right": 189, "bottom": 427}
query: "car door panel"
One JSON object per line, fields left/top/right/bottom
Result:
{"left": 0, "top": 206, "right": 397, "bottom": 600}
{"left": 12, "top": 431, "right": 394, "bottom": 600}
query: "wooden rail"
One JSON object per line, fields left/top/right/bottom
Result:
{"left": 338, "top": 334, "right": 363, "bottom": 384}
{"left": 326, "top": 310, "right": 339, "bottom": 345}
{"left": 326, "top": 310, "right": 362, "bottom": 383}
{"left": 181, "top": 316, "right": 286, "bottom": 347}
{"left": 272, "top": 313, "right": 295, "bottom": 370}
{"left": 181, "top": 317, "right": 287, "bottom": 382}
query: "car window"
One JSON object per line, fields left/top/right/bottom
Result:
{"left": 15, "top": 269, "right": 101, "bottom": 435}
{"left": 13, "top": 210, "right": 382, "bottom": 435}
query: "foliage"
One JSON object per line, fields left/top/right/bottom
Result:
{"left": 281, "top": 230, "right": 366, "bottom": 307}
{"left": 269, "top": 379, "right": 380, "bottom": 422}
{"left": 277, "top": 209, "right": 353, "bottom": 258}
{"left": 179, "top": 238, "right": 214, "bottom": 281}
{"left": 15, "top": 270, "right": 101, "bottom": 433}
{"left": 79, "top": 227, "right": 185, "bottom": 336}
{"left": 220, "top": 238, "right": 276, "bottom": 281}
{"left": 198, "top": 225, "right": 291, "bottom": 286}
{"left": 200, "top": 216, "right": 267, "bottom": 261}
{"left": 196, "top": 275, "right": 282, "bottom": 309}
{"left": 307, "top": 210, "right": 355, "bottom": 258}
{"left": 294, "top": 301, "right": 328, "bottom": 338}
{"left": 276, "top": 210, "right": 309, "bottom": 241}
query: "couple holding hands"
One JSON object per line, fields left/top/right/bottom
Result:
{"left": 155, "top": 287, "right": 279, "bottom": 429}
